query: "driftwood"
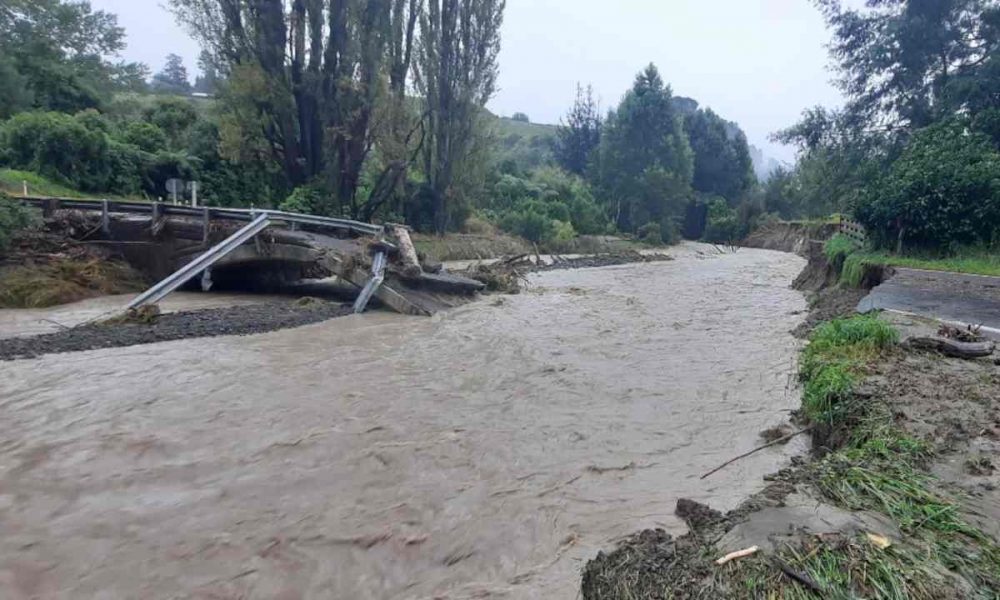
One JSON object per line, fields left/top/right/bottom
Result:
{"left": 701, "top": 425, "right": 815, "bottom": 480}
{"left": 390, "top": 225, "right": 422, "bottom": 277}
{"left": 771, "top": 557, "right": 825, "bottom": 593}
{"left": 906, "top": 336, "right": 996, "bottom": 359}
{"left": 715, "top": 546, "right": 758, "bottom": 566}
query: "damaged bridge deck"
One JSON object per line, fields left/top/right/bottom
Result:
{"left": 19, "top": 197, "right": 484, "bottom": 316}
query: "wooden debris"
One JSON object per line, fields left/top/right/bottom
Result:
{"left": 866, "top": 532, "right": 892, "bottom": 550}
{"left": 716, "top": 546, "right": 758, "bottom": 566}
{"left": 701, "top": 425, "right": 815, "bottom": 480}
{"left": 906, "top": 336, "right": 995, "bottom": 359}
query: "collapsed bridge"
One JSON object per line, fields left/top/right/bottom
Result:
{"left": 19, "top": 197, "right": 485, "bottom": 316}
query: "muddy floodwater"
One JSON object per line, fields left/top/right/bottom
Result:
{"left": 0, "top": 244, "right": 806, "bottom": 599}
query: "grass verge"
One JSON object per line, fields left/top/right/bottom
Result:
{"left": 0, "top": 169, "right": 87, "bottom": 198}
{"left": 824, "top": 235, "right": 1000, "bottom": 287}
{"left": 721, "top": 315, "right": 1000, "bottom": 598}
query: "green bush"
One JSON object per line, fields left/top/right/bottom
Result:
{"left": 0, "top": 111, "right": 111, "bottom": 191}
{"left": 486, "top": 166, "right": 608, "bottom": 241}
{"left": 280, "top": 186, "right": 327, "bottom": 215}
{"left": 120, "top": 122, "right": 168, "bottom": 154}
{"left": 855, "top": 120, "right": 1000, "bottom": 250}
{"left": 702, "top": 197, "right": 739, "bottom": 243}
{"left": 637, "top": 222, "right": 661, "bottom": 244}
{"left": 500, "top": 208, "right": 555, "bottom": 244}
{"left": 0, "top": 192, "right": 36, "bottom": 253}
{"left": 823, "top": 234, "right": 857, "bottom": 266}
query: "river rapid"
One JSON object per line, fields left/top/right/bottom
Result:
{"left": 0, "top": 244, "right": 805, "bottom": 599}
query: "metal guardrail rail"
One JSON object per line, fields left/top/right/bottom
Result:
{"left": 352, "top": 251, "right": 388, "bottom": 314}
{"left": 125, "top": 213, "right": 273, "bottom": 310}
{"left": 17, "top": 196, "right": 385, "bottom": 237}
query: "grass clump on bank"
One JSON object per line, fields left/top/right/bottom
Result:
{"left": 800, "top": 315, "right": 897, "bottom": 423}
{"left": 824, "top": 234, "right": 1000, "bottom": 287}
{"left": 822, "top": 233, "right": 858, "bottom": 266}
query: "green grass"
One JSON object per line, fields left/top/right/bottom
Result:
{"left": 0, "top": 169, "right": 87, "bottom": 198}
{"left": 728, "top": 535, "right": 954, "bottom": 600}
{"left": 800, "top": 316, "right": 898, "bottom": 422}
{"left": 823, "top": 234, "right": 860, "bottom": 265}
{"left": 850, "top": 250, "right": 1000, "bottom": 279}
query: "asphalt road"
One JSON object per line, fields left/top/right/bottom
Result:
{"left": 859, "top": 267, "right": 1000, "bottom": 336}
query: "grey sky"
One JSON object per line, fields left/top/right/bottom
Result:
{"left": 91, "top": 0, "right": 845, "bottom": 162}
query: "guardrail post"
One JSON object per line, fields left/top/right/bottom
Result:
{"left": 202, "top": 206, "right": 211, "bottom": 243}
{"left": 101, "top": 200, "right": 110, "bottom": 235}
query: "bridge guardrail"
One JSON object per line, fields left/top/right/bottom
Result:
{"left": 17, "top": 196, "right": 385, "bottom": 237}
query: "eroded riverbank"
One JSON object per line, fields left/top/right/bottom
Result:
{"left": 0, "top": 244, "right": 806, "bottom": 598}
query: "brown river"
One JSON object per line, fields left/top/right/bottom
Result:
{"left": 0, "top": 244, "right": 805, "bottom": 599}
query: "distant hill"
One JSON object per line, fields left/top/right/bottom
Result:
{"left": 492, "top": 114, "right": 558, "bottom": 171}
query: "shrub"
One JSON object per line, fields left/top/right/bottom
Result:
{"left": 279, "top": 186, "right": 328, "bottom": 215}
{"left": 500, "top": 208, "right": 555, "bottom": 244}
{"left": 105, "top": 142, "right": 150, "bottom": 196}
{"left": 702, "top": 197, "right": 739, "bottom": 243}
{"left": 0, "top": 111, "right": 111, "bottom": 191}
{"left": 552, "top": 220, "right": 576, "bottom": 244}
{"left": 823, "top": 234, "right": 857, "bottom": 266}
{"left": 120, "top": 122, "right": 168, "bottom": 153}
{"left": 487, "top": 167, "right": 608, "bottom": 240}
{"left": 637, "top": 222, "right": 662, "bottom": 244}
{"left": 855, "top": 120, "right": 1000, "bottom": 250}
{"left": 0, "top": 192, "right": 36, "bottom": 253}
{"left": 144, "top": 98, "right": 199, "bottom": 149}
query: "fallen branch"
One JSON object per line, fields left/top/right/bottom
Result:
{"left": 906, "top": 336, "right": 995, "bottom": 359}
{"left": 701, "top": 425, "right": 815, "bottom": 480}
{"left": 771, "top": 556, "right": 825, "bottom": 594}
{"left": 716, "top": 546, "right": 758, "bottom": 565}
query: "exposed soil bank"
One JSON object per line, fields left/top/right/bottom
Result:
{"left": 581, "top": 249, "right": 1000, "bottom": 599}
{"left": 0, "top": 213, "right": 146, "bottom": 308}
{"left": 0, "top": 300, "right": 351, "bottom": 361}
{"left": 741, "top": 221, "right": 838, "bottom": 254}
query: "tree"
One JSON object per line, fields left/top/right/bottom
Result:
{"left": 595, "top": 64, "right": 693, "bottom": 237}
{"left": 511, "top": 112, "right": 530, "bottom": 123}
{"left": 193, "top": 50, "right": 219, "bottom": 94}
{"left": 171, "top": 0, "right": 415, "bottom": 220}
{"left": 152, "top": 54, "right": 191, "bottom": 94}
{"left": 0, "top": 0, "right": 141, "bottom": 113}
{"left": 555, "top": 84, "right": 601, "bottom": 176}
{"left": 855, "top": 119, "right": 1000, "bottom": 251}
{"left": 684, "top": 108, "right": 755, "bottom": 202}
{"left": 415, "top": 0, "right": 506, "bottom": 233}
{"left": 817, "top": 0, "right": 1000, "bottom": 133}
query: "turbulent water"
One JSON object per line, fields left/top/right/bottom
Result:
{"left": 0, "top": 244, "right": 805, "bottom": 599}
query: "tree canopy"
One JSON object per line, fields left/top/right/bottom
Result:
{"left": 0, "top": 0, "right": 144, "bottom": 115}
{"left": 595, "top": 64, "right": 693, "bottom": 238}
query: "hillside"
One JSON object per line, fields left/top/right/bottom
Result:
{"left": 491, "top": 115, "right": 558, "bottom": 171}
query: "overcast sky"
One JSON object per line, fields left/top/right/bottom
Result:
{"left": 91, "top": 0, "right": 846, "bottom": 163}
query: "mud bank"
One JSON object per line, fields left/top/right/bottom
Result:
{"left": 742, "top": 221, "right": 838, "bottom": 254}
{"left": 0, "top": 300, "right": 351, "bottom": 361}
{"left": 0, "top": 213, "right": 147, "bottom": 308}
{"left": 582, "top": 250, "right": 1000, "bottom": 599}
